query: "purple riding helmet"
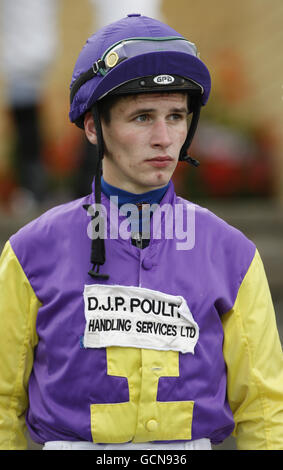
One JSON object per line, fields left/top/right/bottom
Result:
{"left": 70, "top": 13, "right": 211, "bottom": 161}
{"left": 69, "top": 14, "right": 211, "bottom": 279}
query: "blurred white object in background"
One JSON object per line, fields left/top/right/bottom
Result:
{"left": 90, "top": 0, "right": 163, "bottom": 28}
{"left": 0, "top": 0, "right": 58, "bottom": 105}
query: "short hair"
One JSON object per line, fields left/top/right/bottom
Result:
{"left": 97, "top": 95, "right": 124, "bottom": 125}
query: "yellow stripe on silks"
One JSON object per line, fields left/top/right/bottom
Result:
{"left": 0, "top": 241, "right": 41, "bottom": 450}
{"left": 222, "top": 249, "right": 283, "bottom": 450}
{"left": 90, "top": 347, "right": 194, "bottom": 443}
{"left": 133, "top": 349, "right": 194, "bottom": 443}
{"left": 90, "top": 347, "right": 141, "bottom": 443}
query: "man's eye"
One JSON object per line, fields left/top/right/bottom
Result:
{"left": 135, "top": 114, "right": 148, "bottom": 122}
{"left": 169, "top": 113, "right": 183, "bottom": 120}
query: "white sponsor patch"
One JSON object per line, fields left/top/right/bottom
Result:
{"left": 153, "top": 74, "right": 175, "bottom": 85}
{"left": 83, "top": 284, "right": 199, "bottom": 354}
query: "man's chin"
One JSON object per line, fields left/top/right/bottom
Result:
{"left": 141, "top": 178, "right": 171, "bottom": 192}
{"left": 148, "top": 172, "right": 172, "bottom": 188}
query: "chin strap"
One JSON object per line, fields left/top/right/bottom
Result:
{"left": 179, "top": 97, "right": 202, "bottom": 167}
{"left": 84, "top": 103, "right": 109, "bottom": 280}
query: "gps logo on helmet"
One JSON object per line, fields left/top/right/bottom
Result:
{"left": 153, "top": 75, "right": 175, "bottom": 85}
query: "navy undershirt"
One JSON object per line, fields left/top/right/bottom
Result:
{"left": 101, "top": 177, "right": 169, "bottom": 208}
{"left": 101, "top": 177, "right": 169, "bottom": 235}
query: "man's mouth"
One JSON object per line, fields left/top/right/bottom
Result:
{"left": 145, "top": 156, "right": 173, "bottom": 167}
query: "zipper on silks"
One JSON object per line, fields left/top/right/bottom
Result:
{"left": 132, "top": 231, "right": 143, "bottom": 249}
{"left": 131, "top": 230, "right": 150, "bottom": 286}
{"left": 131, "top": 232, "right": 143, "bottom": 288}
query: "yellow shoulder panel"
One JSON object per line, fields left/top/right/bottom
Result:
{"left": 222, "top": 249, "right": 283, "bottom": 450}
{"left": 0, "top": 241, "right": 41, "bottom": 450}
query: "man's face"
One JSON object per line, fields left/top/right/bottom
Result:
{"left": 86, "top": 92, "right": 188, "bottom": 194}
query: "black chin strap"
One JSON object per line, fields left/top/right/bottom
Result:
{"left": 84, "top": 103, "right": 109, "bottom": 280}
{"left": 179, "top": 97, "right": 202, "bottom": 167}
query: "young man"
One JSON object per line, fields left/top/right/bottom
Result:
{"left": 0, "top": 14, "right": 283, "bottom": 451}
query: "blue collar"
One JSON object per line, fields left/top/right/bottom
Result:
{"left": 101, "top": 177, "right": 170, "bottom": 208}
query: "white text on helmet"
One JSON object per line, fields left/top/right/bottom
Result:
{"left": 153, "top": 75, "right": 175, "bottom": 85}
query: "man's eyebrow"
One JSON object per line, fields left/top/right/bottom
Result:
{"left": 127, "top": 108, "right": 155, "bottom": 117}
{"left": 170, "top": 107, "right": 188, "bottom": 114}
{"left": 127, "top": 106, "right": 188, "bottom": 117}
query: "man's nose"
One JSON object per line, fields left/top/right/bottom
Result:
{"left": 150, "top": 120, "right": 173, "bottom": 148}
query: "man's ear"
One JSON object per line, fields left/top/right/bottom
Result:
{"left": 84, "top": 111, "right": 97, "bottom": 145}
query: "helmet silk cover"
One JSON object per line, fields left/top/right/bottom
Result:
{"left": 69, "top": 14, "right": 211, "bottom": 126}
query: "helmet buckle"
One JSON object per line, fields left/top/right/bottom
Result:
{"left": 92, "top": 59, "right": 105, "bottom": 75}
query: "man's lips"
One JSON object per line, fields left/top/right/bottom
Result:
{"left": 145, "top": 156, "right": 174, "bottom": 167}
{"left": 146, "top": 156, "right": 173, "bottom": 161}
